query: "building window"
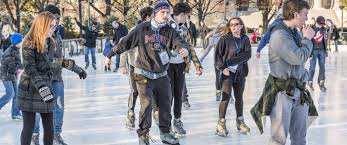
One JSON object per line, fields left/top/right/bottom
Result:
{"left": 321, "top": 0, "right": 334, "bottom": 9}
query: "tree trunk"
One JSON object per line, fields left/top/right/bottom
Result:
{"left": 78, "top": 0, "right": 83, "bottom": 37}
{"left": 262, "top": 10, "right": 269, "bottom": 32}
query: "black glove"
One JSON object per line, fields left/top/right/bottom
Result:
{"left": 79, "top": 69, "right": 87, "bottom": 79}
{"left": 38, "top": 86, "right": 54, "bottom": 103}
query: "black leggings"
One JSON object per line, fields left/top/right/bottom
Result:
{"left": 219, "top": 77, "right": 246, "bottom": 119}
{"left": 21, "top": 111, "right": 54, "bottom": 145}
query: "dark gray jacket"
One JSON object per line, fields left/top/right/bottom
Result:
{"left": 17, "top": 39, "right": 67, "bottom": 113}
{"left": 0, "top": 45, "right": 23, "bottom": 81}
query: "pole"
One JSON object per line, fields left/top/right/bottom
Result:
{"left": 16, "top": 0, "right": 20, "bottom": 33}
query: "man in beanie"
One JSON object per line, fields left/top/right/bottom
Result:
{"left": 0, "top": 32, "right": 23, "bottom": 120}
{"left": 307, "top": 15, "right": 328, "bottom": 92}
{"left": 105, "top": 1, "right": 188, "bottom": 144}
{"left": 111, "top": 18, "right": 128, "bottom": 72}
{"left": 31, "top": 5, "right": 87, "bottom": 145}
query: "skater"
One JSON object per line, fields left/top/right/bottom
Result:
{"left": 104, "top": 1, "right": 189, "bottom": 144}
{"left": 307, "top": 16, "right": 328, "bottom": 92}
{"left": 168, "top": 2, "right": 203, "bottom": 136}
{"left": 103, "top": 33, "right": 113, "bottom": 72}
{"left": 0, "top": 33, "right": 23, "bottom": 120}
{"left": 17, "top": 11, "right": 57, "bottom": 145}
{"left": 250, "top": 1, "right": 319, "bottom": 145}
{"left": 31, "top": 5, "right": 87, "bottom": 145}
{"left": 199, "top": 22, "right": 227, "bottom": 101}
{"left": 74, "top": 17, "right": 98, "bottom": 70}
{"left": 331, "top": 24, "right": 340, "bottom": 52}
{"left": 214, "top": 17, "right": 252, "bottom": 137}
{"left": 118, "top": 6, "right": 155, "bottom": 129}
{"left": 111, "top": 18, "right": 128, "bottom": 72}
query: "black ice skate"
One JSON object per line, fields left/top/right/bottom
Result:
{"left": 126, "top": 110, "right": 135, "bottom": 129}
{"left": 31, "top": 133, "right": 40, "bottom": 145}
{"left": 53, "top": 134, "right": 68, "bottom": 145}
{"left": 215, "top": 118, "right": 228, "bottom": 137}
{"left": 319, "top": 80, "right": 327, "bottom": 92}
{"left": 236, "top": 116, "right": 250, "bottom": 134}
{"left": 172, "top": 118, "right": 186, "bottom": 137}
{"left": 160, "top": 130, "right": 180, "bottom": 145}
{"left": 138, "top": 132, "right": 150, "bottom": 145}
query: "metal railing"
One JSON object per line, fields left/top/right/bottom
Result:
{"left": 62, "top": 37, "right": 108, "bottom": 58}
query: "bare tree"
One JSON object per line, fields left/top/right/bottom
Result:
{"left": 188, "top": 0, "right": 224, "bottom": 26}
{"left": 257, "top": 0, "right": 282, "bottom": 31}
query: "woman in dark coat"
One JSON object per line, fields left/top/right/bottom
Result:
{"left": 214, "top": 17, "right": 252, "bottom": 137}
{"left": 17, "top": 12, "right": 64, "bottom": 145}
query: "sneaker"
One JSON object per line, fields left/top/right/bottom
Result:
{"left": 153, "top": 111, "right": 159, "bottom": 125}
{"left": 12, "top": 115, "right": 23, "bottom": 121}
{"left": 182, "top": 100, "right": 190, "bottom": 110}
{"left": 31, "top": 133, "right": 40, "bottom": 145}
{"left": 53, "top": 134, "right": 68, "bottom": 145}
{"left": 84, "top": 63, "right": 89, "bottom": 69}
{"left": 92, "top": 64, "right": 97, "bottom": 70}
{"left": 172, "top": 118, "right": 186, "bottom": 137}
{"left": 216, "top": 90, "right": 221, "bottom": 101}
{"left": 319, "top": 80, "right": 327, "bottom": 92}
{"left": 113, "top": 67, "right": 119, "bottom": 72}
{"left": 126, "top": 110, "right": 135, "bottom": 129}
{"left": 308, "top": 81, "right": 314, "bottom": 91}
{"left": 215, "top": 118, "right": 228, "bottom": 137}
{"left": 160, "top": 130, "right": 179, "bottom": 145}
{"left": 236, "top": 116, "right": 250, "bottom": 134}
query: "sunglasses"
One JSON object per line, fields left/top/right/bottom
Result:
{"left": 229, "top": 23, "right": 240, "bottom": 27}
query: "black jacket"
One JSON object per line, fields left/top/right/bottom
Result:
{"left": 76, "top": 21, "right": 98, "bottom": 48}
{"left": 112, "top": 23, "right": 128, "bottom": 45}
{"left": 0, "top": 45, "right": 23, "bottom": 81}
{"left": 215, "top": 33, "right": 251, "bottom": 81}
{"left": 107, "top": 21, "right": 188, "bottom": 73}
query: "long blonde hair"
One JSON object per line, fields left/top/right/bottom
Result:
{"left": 23, "top": 12, "right": 56, "bottom": 53}
{"left": 220, "top": 17, "right": 246, "bottom": 37}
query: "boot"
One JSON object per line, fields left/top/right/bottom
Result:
{"left": 215, "top": 118, "right": 228, "bottom": 137}
{"left": 182, "top": 100, "right": 191, "bottom": 110}
{"left": 172, "top": 118, "right": 186, "bottom": 137}
{"left": 104, "top": 66, "right": 107, "bottom": 72}
{"left": 31, "top": 133, "right": 40, "bottom": 145}
{"left": 153, "top": 110, "right": 159, "bottom": 126}
{"left": 107, "top": 66, "right": 111, "bottom": 71}
{"left": 138, "top": 132, "right": 150, "bottom": 145}
{"left": 236, "top": 116, "right": 250, "bottom": 134}
{"left": 53, "top": 134, "right": 68, "bottom": 145}
{"left": 84, "top": 63, "right": 89, "bottom": 69}
{"left": 92, "top": 64, "right": 97, "bottom": 70}
{"left": 319, "top": 80, "right": 327, "bottom": 92}
{"left": 308, "top": 81, "right": 314, "bottom": 91}
{"left": 126, "top": 110, "right": 135, "bottom": 129}
{"left": 160, "top": 130, "right": 180, "bottom": 145}
{"left": 216, "top": 90, "right": 221, "bottom": 101}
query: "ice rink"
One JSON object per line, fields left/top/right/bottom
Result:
{"left": 1, "top": 46, "right": 346, "bottom": 145}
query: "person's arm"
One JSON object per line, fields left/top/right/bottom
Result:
{"left": 22, "top": 47, "right": 47, "bottom": 89}
{"left": 270, "top": 30, "right": 313, "bottom": 65}
{"left": 225, "top": 37, "right": 252, "bottom": 66}
{"left": 107, "top": 26, "right": 139, "bottom": 59}
{"left": 257, "top": 31, "right": 270, "bottom": 52}
{"left": 214, "top": 37, "right": 227, "bottom": 71}
{"left": 61, "top": 59, "right": 87, "bottom": 79}
{"left": 119, "top": 52, "right": 128, "bottom": 68}
{"left": 2, "top": 48, "right": 22, "bottom": 73}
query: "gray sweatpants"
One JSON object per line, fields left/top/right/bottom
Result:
{"left": 269, "top": 90, "right": 309, "bottom": 145}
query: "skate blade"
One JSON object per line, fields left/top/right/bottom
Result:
{"left": 162, "top": 140, "right": 180, "bottom": 145}
{"left": 238, "top": 130, "right": 250, "bottom": 135}
{"left": 174, "top": 133, "right": 186, "bottom": 138}
{"left": 215, "top": 131, "right": 227, "bottom": 137}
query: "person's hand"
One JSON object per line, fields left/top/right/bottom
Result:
{"left": 303, "top": 26, "right": 315, "bottom": 40}
{"left": 196, "top": 67, "right": 203, "bottom": 76}
{"left": 104, "top": 57, "right": 111, "bottom": 66}
{"left": 120, "top": 67, "right": 128, "bottom": 75}
{"left": 78, "top": 69, "right": 87, "bottom": 79}
{"left": 256, "top": 52, "right": 260, "bottom": 59}
{"left": 222, "top": 68, "right": 230, "bottom": 76}
{"left": 179, "top": 48, "right": 189, "bottom": 57}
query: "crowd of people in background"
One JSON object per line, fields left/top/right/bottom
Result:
{"left": 0, "top": 0, "right": 343, "bottom": 144}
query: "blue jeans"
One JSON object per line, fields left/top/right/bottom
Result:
{"left": 115, "top": 54, "right": 120, "bottom": 68}
{"left": 334, "top": 40, "right": 338, "bottom": 51}
{"left": 84, "top": 47, "right": 96, "bottom": 65}
{"left": 33, "top": 80, "right": 64, "bottom": 134}
{"left": 308, "top": 50, "right": 326, "bottom": 82}
{"left": 0, "top": 80, "right": 21, "bottom": 117}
